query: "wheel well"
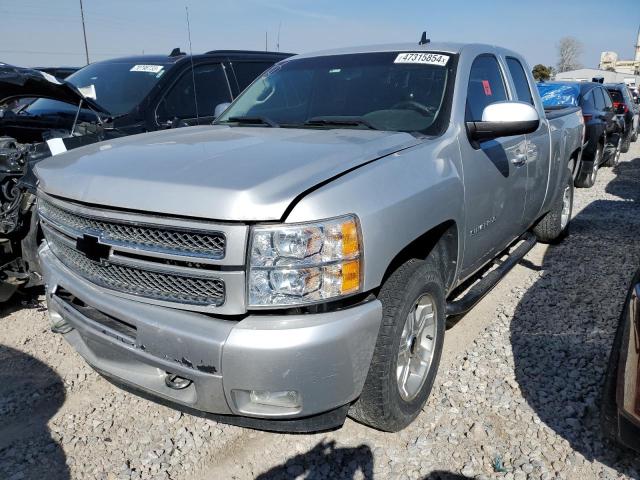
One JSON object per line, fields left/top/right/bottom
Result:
{"left": 380, "top": 221, "right": 458, "bottom": 293}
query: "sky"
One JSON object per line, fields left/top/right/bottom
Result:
{"left": 0, "top": 0, "right": 638, "bottom": 70}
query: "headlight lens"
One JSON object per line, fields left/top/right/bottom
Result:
{"left": 248, "top": 215, "right": 362, "bottom": 307}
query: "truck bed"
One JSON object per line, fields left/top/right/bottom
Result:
{"left": 544, "top": 105, "right": 581, "bottom": 121}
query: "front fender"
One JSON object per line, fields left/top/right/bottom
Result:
{"left": 285, "top": 136, "right": 464, "bottom": 291}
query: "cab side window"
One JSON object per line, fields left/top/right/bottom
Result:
{"left": 506, "top": 57, "right": 534, "bottom": 105}
{"left": 156, "top": 63, "right": 232, "bottom": 122}
{"left": 466, "top": 55, "right": 508, "bottom": 122}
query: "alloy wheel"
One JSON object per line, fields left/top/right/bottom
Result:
{"left": 396, "top": 293, "right": 438, "bottom": 401}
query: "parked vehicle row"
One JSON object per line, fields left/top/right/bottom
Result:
{"left": 537, "top": 80, "right": 640, "bottom": 188}
{"left": 34, "top": 41, "right": 584, "bottom": 432}
{"left": 0, "top": 49, "right": 291, "bottom": 301}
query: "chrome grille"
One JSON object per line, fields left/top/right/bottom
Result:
{"left": 39, "top": 198, "right": 225, "bottom": 260}
{"left": 47, "top": 234, "right": 225, "bottom": 306}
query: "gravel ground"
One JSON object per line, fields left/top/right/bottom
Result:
{"left": 1, "top": 141, "right": 640, "bottom": 480}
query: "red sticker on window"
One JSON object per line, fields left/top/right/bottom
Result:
{"left": 482, "top": 80, "right": 492, "bottom": 96}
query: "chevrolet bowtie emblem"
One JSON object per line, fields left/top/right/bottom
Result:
{"left": 76, "top": 234, "right": 110, "bottom": 262}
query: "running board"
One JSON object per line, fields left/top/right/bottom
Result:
{"left": 446, "top": 232, "right": 537, "bottom": 317}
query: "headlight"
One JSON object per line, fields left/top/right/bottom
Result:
{"left": 248, "top": 215, "right": 362, "bottom": 307}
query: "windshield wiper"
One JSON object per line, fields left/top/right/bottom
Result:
{"left": 224, "top": 116, "right": 280, "bottom": 127}
{"left": 304, "top": 116, "right": 377, "bottom": 130}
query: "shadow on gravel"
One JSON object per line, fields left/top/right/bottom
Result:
{"left": 0, "top": 286, "right": 44, "bottom": 319}
{"left": 421, "top": 472, "right": 473, "bottom": 480}
{"left": 0, "top": 344, "right": 68, "bottom": 479}
{"left": 254, "top": 439, "right": 474, "bottom": 480}
{"left": 255, "top": 440, "right": 373, "bottom": 479}
{"left": 511, "top": 157, "right": 640, "bottom": 475}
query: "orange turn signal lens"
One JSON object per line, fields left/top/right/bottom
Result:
{"left": 341, "top": 220, "right": 359, "bottom": 257}
{"left": 340, "top": 260, "right": 360, "bottom": 294}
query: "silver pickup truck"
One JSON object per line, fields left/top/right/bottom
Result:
{"left": 35, "top": 42, "right": 584, "bottom": 432}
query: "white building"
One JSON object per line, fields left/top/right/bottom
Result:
{"left": 598, "top": 26, "right": 640, "bottom": 75}
{"left": 554, "top": 68, "right": 640, "bottom": 87}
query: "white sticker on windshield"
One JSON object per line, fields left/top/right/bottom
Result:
{"left": 130, "top": 64, "right": 164, "bottom": 73}
{"left": 78, "top": 84, "right": 97, "bottom": 100}
{"left": 394, "top": 53, "right": 449, "bottom": 66}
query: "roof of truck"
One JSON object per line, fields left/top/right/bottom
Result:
{"left": 292, "top": 42, "right": 489, "bottom": 59}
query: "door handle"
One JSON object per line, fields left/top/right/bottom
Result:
{"left": 511, "top": 153, "right": 527, "bottom": 166}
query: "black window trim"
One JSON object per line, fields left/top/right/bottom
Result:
{"left": 505, "top": 55, "right": 535, "bottom": 106}
{"left": 153, "top": 60, "right": 234, "bottom": 126}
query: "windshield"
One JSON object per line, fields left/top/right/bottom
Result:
{"left": 217, "top": 52, "right": 456, "bottom": 134}
{"left": 536, "top": 83, "right": 580, "bottom": 107}
{"left": 24, "top": 61, "right": 171, "bottom": 116}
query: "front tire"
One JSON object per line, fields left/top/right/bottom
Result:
{"left": 533, "top": 167, "right": 573, "bottom": 244}
{"left": 350, "top": 257, "right": 446, "bottom": 432}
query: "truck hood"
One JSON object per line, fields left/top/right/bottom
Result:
{"left": 35, "top": 125, "right": 419, "bottom": 221}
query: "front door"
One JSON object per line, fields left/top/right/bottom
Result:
{"left": 155, "top": 62, "right": 233, "bottom": 127}
{"left": 459, "top": 54, "right": 528, "bottom": 276}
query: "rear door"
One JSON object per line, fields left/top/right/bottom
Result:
{"left": 505, "top": 56, "right": 551, "bottom": 225}
{"left": 459, "top": 53, "right": 528, "bottom": 274}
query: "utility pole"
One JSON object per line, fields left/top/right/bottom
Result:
{"left": 79, "top": 0, "right": 90, "bottom": 65}
{"left": 277, "top": 22, "right": 281, "bottom": 52}
{"left": 265, "top": 31, "right": 268, "bottom": 52}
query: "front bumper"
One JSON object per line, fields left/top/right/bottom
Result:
{"left": 40, "top": 244, "right": 382, "bottom": 427}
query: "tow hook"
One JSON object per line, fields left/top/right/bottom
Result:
{"left": 164, "top": 373, "right": 192, "bottom": 390}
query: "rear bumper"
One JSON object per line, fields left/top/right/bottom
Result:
{"left": 40, "top": 244, "right": 382, "bottom": 426}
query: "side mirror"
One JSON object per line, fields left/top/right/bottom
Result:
{"left": 214, "top": 102, "right": 231, "bottom": 119}
{"left": 467, "top": 102, "right": 540, "bottom": 142}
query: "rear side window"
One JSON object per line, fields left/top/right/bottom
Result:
{"left": 506, "top": 57, "right": 533, "bottom": 105}
{"left": 593, "top": 88, "right": 606, "bottom": 111}
{"left": 466, "top": 55, "right": 508, "bottom": 121}
{"left": 233, "top": 62, "right": 274, "bottom": 91}
{"left": 607, "top": 89, "right": 623, "bottom": 103}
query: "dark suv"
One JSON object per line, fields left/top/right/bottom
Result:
{"left": 1, "top": 50, "right": 292, "bottom": 143}
{"left": 0, "top": 49, "right": 292, "bottom": 302}
{"left": 606, "top": 83, "right": 639, "bottom": 152}
{"left": 537, "top": 81, "right": 621, "bottom": 188}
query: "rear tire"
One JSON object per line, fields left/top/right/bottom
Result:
{"left": 621, "top": 131, "right": 631, "bottom": 153}
{"left": 349, "top": 257, "right": 446, "bottom": 432}
{"left": 533, "top": 167, "right": 573, "bottom": 244}
{"left": 575, "top": 142, "right": 602, "bottom": 188}
{"left": 604, "top": 135, "right": 622, "bottom": 168}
